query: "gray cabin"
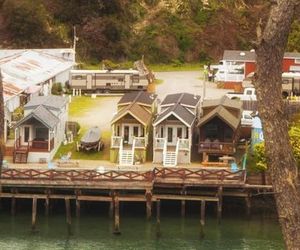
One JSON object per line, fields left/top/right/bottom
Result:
{"left": 153, "top": 93, "right": 201, "bottom": 167}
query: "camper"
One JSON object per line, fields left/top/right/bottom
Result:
{"left": 70, "top": 69, "right": 150, "bottom": 93}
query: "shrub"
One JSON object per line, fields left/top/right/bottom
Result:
{"left": 51, "top": 82, "right": 63, "bottom": 95}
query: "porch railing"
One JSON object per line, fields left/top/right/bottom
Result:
{"left": 154, "top": 138, "right": 166, "bottom": 149}
{"left": 28, "top": 138, "right": 54, "bottom": 152}
{"left": 198, "top": 141, "right": 235, "bottom": 154}
{"left": 111, "top": 136, "right": 123, "bottom": 148}
{"left": 178, "top": 138, "right": 190, "bottom": 150}
{"left": 134, "top": 137, "right": 146, "bottom": 148}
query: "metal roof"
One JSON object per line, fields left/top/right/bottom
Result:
{"left": 71, "top": 69, "right": 140, "bottom": 74}
{"left": 198, "top": 106, "right": 241, "bottom": 130}
{"left": 16, "top": 105, "right": 59, "bottom": 129}
{"left": 202, "top": 96, "right": 243, "bottom": 110}
{"left": 223, "top": 50, "right": 300, "bottom": 62}
{"left": 24, "top": 95, "right": 68, "bottom": 110}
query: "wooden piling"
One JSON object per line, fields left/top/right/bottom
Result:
{"left": 181, "top": 189, "right": 186, "bottom": 217}
{"left": 113, "top": 195, "right": 120, "bottom": 235}
{"left": 200, "top": 200, "right": 206, "bottom": 238}
{"left": 201, "top": 200, "right": 206, "bottom": 226}
{"left": 11, "top": 196, "right": 16, "bottom": 216}
{"left": 146, "top": 191, "right": 152, "bottom": 219}
{"left": 32, "top": 196, "right": 37, "bottom": 231}
{"left": 65, "top": 198, "right": 72, "bottom": 234}
{"left": 156, "top": 200, "right": 161, "bottom": 237}
{"left": 217, "top": 186, "right": 223, "bottom": 223}
{"left": 245, "top": 193, "right": 252, "bottom": 217}
{"left": 75, "top": 190, "right": 81, "bottom": 218}
{"left": 109, "top": 190, "right": 114, "bottom": 218}
{"left": 45, "top": 197, "right": 49, "bottom": 216}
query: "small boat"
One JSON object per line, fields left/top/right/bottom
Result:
{"left": 79, "top": 126, "right": 103, "bottom": 151}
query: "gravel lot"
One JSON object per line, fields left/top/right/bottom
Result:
{"left": 155, "top": 71, "right": 229, "bottom": 101}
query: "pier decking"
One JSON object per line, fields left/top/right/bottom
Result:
{"left": 0, "top": 166, "right": 273, "bottom": 234}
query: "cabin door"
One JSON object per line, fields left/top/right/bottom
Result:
{"left": 22, "top": 126, "right": 31, "bottom": 146}
{"left": 86, "top": 74, "right": 93, "bottom": 89}
{"left": 123, "top": 126, "right": 130, "bottom": 144}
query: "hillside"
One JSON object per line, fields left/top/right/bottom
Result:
{"left": 0, "top": 0, "right": 299, "bottom": 64}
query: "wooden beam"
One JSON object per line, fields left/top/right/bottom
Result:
{"left": 109, "top": 190, "right": 114, "bottom": 219}
{"left": 154, "top": 194, "right": 218, "bottom": 202}
{"left": 181, "top": 188, "right": 186, "bottom": 217}
{"left": 32, "top": 196, "right": 37, "bottom": 231}
{"left": 200, "top": 200, "right": 206, "bottom": 239}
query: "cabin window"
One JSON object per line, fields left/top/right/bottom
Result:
{"left": 167, "top": 127, "right": 173, "bottom": 143}
{"left": 177, "top": 127, "right": 182, "bottom": 139}
{"left": 36, "top": 127, "right": 48, "bottom": 140}
{"left": 116, "top": 125, "right": 120, "bottom": 136}
{"left": 118, "top": 78, "right": 123, "bottom": 82}
{"left": 246, "top": 89, "right": 253, "bottom": 95}
{"left": 186, "top": 127, "right": 189, "bottom": 139}
{"left": 205, "top": 124, "right": 218, "bottom": 140}
{"left": 74, "top": 75, "right": 85, "bottom": 80}
{"left": 133, "top": 126, "right": 139, "bottom": 137}
{"left": 160, "top": 127, "right": 164, "bottom": 138}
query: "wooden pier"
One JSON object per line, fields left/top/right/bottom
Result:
{"left": 0, "top": 167, "right": 272, "bottom": 234}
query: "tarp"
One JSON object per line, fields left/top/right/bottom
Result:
{"left": 80, "top": 126, "right": 101, "bottom": 145}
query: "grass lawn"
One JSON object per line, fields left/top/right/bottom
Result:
{"left": 55, "top": 96, "right": 119, "bottom": 161}
{"left": 80, "top": 61, "right": 204, "bottom": 72}
{"left": 54, "top": 130, "right": 111, "bottom": 161}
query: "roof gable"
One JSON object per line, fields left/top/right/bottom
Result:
{"left": 25, "top": 95, "right": 68, "bottom": 110}
{"left": 16, "top": 105, "right": 59, "bottom": 129}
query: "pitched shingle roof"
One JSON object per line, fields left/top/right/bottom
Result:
{"left": 154, "top": 103, "right": 195, "bottom": 127}
{"left": 161, "top": 93, "right": 201, "bottom": 107}
{"left": 25, "top": 95, "right": 68, "bottom": 110}
{"left": 16, "top": 105, "right": 59, "bottom": 129}
{"left": 118, "top": 91, "right": 156, "bottom": 106}
{"left": 111, "top": 103, "right": 152, "bottom": 126}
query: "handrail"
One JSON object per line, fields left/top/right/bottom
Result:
{"left": 118, "top": 138, "right": 123, "bottom": 164}
{"left": 0, "top": 167, "right": 247, "bottom": 184}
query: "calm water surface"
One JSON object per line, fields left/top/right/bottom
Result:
{"left": 0, "top": 205, "right": 284, "bottom": 250}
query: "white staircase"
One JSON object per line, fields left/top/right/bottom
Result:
{"left": 163, "top": 139, "right": 179, "bottom": 167}
{"left": 119, "top": 138, "right": 135, "bottom": 166}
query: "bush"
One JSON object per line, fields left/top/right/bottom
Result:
{"left": 51, "top": 82, "right": 63, "bottom": 95}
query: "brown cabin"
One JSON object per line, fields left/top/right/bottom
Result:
{"left": 197, "top": 96, "right": 242, "bottom": 161}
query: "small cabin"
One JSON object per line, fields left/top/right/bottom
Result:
{"left": 197, "top": 96, "right": 242, "bottom": 162}
{"left": 110, "top": 91, "right": 157, "bottom": 165}
{"left": 13, "top": 95, "right": 68, "bottom": 163}
{"left": 153, "top": 93, "right": 201, "bottom": 167}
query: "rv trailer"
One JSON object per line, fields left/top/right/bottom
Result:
{"left": 69, "top": 69, "right": 150, "bottom": 93}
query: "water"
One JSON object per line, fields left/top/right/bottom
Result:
{"left": 0, "top": 205, "right": 284, "bottom": 250}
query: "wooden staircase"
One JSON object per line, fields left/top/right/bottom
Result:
{"left": 163, "top": 139, "right": 179, "bottom": 167}
{"left": 118, "top": 139, "right": 135, "bottom": 166}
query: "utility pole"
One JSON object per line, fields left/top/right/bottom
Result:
{"left": 72, "top": 26, "right": 79, "bottom": 63}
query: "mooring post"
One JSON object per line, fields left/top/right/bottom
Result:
{"left": 181, "top": 188, "right": 186, "bottom": 217}
{"left": 217, "top": 186, "right": 223, "bottom": 223}
{"left": 145, "top": 190, "right": 152, "bottom": 220}
{"left": 156, "top": 200, "right": 161, "bottom": 237}
{"left": 113, "top": 195, "right": 120, "bottom": 235}
{"left": 32, "top": 196, "right": 37, "bottom": 231}
{"left": 65, "top": 198, "right": 72, "bottom": 234}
